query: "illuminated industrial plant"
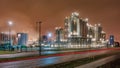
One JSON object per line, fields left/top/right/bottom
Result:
{"left": 0, "top": 12, "right": 111, "bottom": 48}
{"left": 54, "top": 12, "right": 107, "bottom": 48}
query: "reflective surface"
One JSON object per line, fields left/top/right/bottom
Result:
{"left": 0, "top": 49, "right": 117, "bottom": 68}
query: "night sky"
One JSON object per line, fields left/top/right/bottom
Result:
{"left": 0, "top": 0, "right": 120, "bottom": 41}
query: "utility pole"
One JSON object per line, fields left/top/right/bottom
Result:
{"left": 8, "top": 21, "right": 13, "bottom": 51}
{"left": 37, "top": 21, "right": 42, "bottom": 55}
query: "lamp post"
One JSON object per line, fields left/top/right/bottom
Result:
{"left": 8, "top": 21, "right": 13, "bottom": 51}
{"left": 47, "top": 32, "right": 52, "bottom": 47}
{"left": 37, "top": 21, "right": 42, "bottom": 55}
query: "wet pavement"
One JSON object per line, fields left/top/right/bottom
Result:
{"left": 0, "top": 48, "right": 119, "bottom": 68}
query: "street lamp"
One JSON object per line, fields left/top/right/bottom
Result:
{"left": 47, "top": 32, "right": 52, "bottom": 38}
{"left": 36, "top": 21, "right": 42, "bottom": 55}
{"left": 8, "top": 21, "right": 13, "bottom": 26}
{"left": 8, "top": 21, "right": 13, "bottom": 51}
{"left": 47, "top": 32, "right": 53, "bottom": 47}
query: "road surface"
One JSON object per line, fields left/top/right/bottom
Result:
{"left": 0, "top": 48, "right": 120, "bottom": 68}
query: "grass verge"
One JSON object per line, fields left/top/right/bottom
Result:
{"left": 0, "top": 51, "right": 16, "bottom": 55}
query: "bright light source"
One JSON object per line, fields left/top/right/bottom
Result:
{"left": 87, "top": 34, "right": 89, "bottom": 37}
{"left": 72, "top": 12, "right": 79, "bottom": 16}
{"left": 47, "top": 32, "right": 52, "bottom": 38}
{"left": 98, "top": 23, "right": 101, "bottom": 26}
{"left": 92, "top": 38, "right": 96, "bottom": 41}
{"left": 85, "top": 18, "right": 88, "bottom": 22}
{"left": 101, "top": 31, "right": 105, "bottom": 33}
{"left": 18, "top": 34, "right": 21, "bottom": 37}
{"left": 86, "top": 23, "right": 89, "bottom": 26}
{"left": 55, "top": 27, "right": 58, "bottom": 30}
{"left": 65, "top": 17, "right": 68, "bottom": 19}
{"left": 8, "top": 21, "right": 13, "bottom": 26}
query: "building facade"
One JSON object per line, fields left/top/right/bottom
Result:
{"left": 0, "top": 32, "right": 16, "bottom": 45}
{"left": 55, "top": 12, "right": 107, "bottom": 48}
{"left": 55, "top": 27, "right": 64, "bottom": 43}
{"left": 64, "top": 12, "right": 88, "bottom": 46}
{"left": 17, "top": 33, "right": 28, "bottom": 46}
{"left": 109, "top": 35, "right": 114, "bottom": 45}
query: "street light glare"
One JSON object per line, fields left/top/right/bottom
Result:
{"left": 48, "top": 32, "right": 52, "bottom": 38}
{"left": 8, "top": 21, "right": 13, "bottom": 26}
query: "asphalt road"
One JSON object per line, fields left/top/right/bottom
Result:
{"left": 0, "top": 48, "right": 119, "bottom": 68}
{"left": 0, "top": 47, "right": 104, "bottom": 58}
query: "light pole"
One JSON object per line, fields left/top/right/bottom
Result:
{"left": 47, "top": 32, "right": 52, "bottom": 47}
{"left": 37, "top": 21, "right": 42, "bottom": 55}
{"left": 8, "top": 21, "right": 13, "bottom": 51}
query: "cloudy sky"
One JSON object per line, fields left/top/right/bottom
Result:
{"left": 0, "top": 0, "right": 120, "bottom": 41}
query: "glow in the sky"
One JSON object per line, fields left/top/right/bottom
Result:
{"left": 47, "top": 32, "right": 52, "bottom": 38}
